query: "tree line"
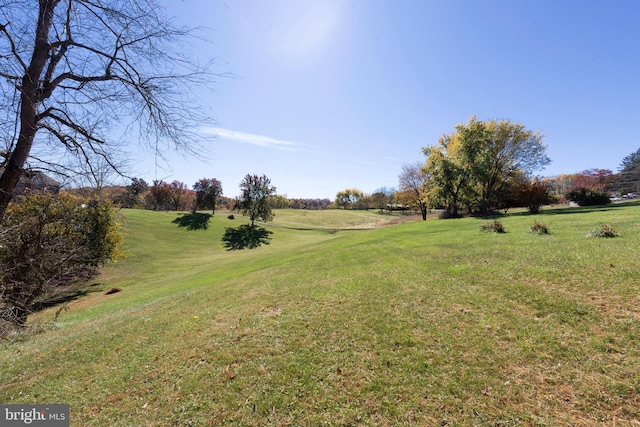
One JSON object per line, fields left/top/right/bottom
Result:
{"left": 119, "top": 127, "right": 639, "bottom": 217}
{"left": 7, "top": 117, "right": 637, "bottom": 223}
{"left": 114, "top": 179, "right": 332, "bottom": 212}
{"left": 335, "top": 117, "right": 640, "bottom": 218}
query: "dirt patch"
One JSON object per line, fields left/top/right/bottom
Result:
{"left": 377, "top": 214, "right": 423, "bottom": 227}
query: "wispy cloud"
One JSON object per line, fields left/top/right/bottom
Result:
{"left": 201, "top": 127, "right": 299, "bottom": 151}
{"left": 357, "top": 160, "right": 376, "bottom": 166}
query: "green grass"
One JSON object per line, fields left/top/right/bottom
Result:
{"left": 2, "top": 203, "right": 640, "bottom": 425}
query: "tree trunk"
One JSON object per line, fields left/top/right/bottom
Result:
{"left": 478, "top": 200, "right": 490, "bottom": 216}
{"left": 0, "top": 0, "right": 58, "bottom": 222}
{"left": 420, "top": 205, "right": 427, "bottom": 221}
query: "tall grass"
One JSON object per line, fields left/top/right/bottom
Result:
{"left": 1, "top": 203, "right": 639, "bottom": 425}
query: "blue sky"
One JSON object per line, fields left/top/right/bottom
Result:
{"left": 137, "top": 0, "right": 640, "bottom": 199}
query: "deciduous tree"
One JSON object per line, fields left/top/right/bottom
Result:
{"left": 0, "top": 0, "right": 214, "bottom": 222}
{"left": 370, "top": 187, "right": 395, "bottom": 212}
{"left": 517, "top": 178, "right": 551, "bottom": 214}
{"left": 569, "top": 169, "right": 615, "bottom": 192}
{"left": 544, "top": 174, "right": 573, "bottom": 200}
{"left": 334, "top": 188, "right": 363, "bottom": 210}
{"left": 167, "top": 180, "right": 188, "bottom": 211}
{"left": 148, "top": 180, "right": 171, "bottom": 211}
{"left": 120, "top": 178, "right": 148, "bottom": 208}
{"left": 398, "top": 163, "right": 429, "bottom": 220}
{"left": 234, "top": 174, "right": 276, "bottom": 227}
{"left": 422, "top": 145, "right": 470, "bottom": 216}
{"left": 193, "top": 178, "right": 223, "bottom": 214}
{"left": 423, "top": 116, "right": 550, "bottom": 215}
{"left": 268, "top": 194, "right": 289, "bottom": 209}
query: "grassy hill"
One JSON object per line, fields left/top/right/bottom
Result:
{"left": 1, "top": 205, "right": 639, "bottom": 425}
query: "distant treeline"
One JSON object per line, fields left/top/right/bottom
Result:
{"left": 69, "top": 181, "right": 333, "bottom": 212}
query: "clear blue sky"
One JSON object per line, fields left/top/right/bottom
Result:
{"left": 136, "top": 0, "right": 640, "bottom": 199}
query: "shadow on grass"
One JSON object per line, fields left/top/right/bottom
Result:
{"left": 172, "top": 212, "right": 212, "bottom": 230}
{"left": 30, "top": 281, "right": 104, "bottom": 313}
{"left": 222, "top": 224, "right": 273, "bottom": 250}
{"left": 507, "top": 200, "right": 640, "bottom": 217}
{"left": 31, "top": 289, "right": 91, "bottom": 312}
{"left": 540, "top": 202, "right": 635, "bottom": 216}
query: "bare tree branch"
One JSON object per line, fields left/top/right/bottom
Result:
{"left": 0, "top": 0, "right": 218, "bottom": 220}
{"left": 0, "top": 21, "right": 27, "bottom": 76}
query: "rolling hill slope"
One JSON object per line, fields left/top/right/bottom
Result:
{"left": 2, "top": 205, "right": 639, "bottom": 425}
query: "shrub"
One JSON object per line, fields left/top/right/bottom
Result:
{"left": 518, "top": 180, "right": 551, "bottom": 214}
{"left": 566, "top": 187, "right": 611, "bottom": 206}
{"left": 480, "top": 220, "right": 505, "bottom": 233}
{"left": 529, "top": 221, "right": 550, "bottom": 235}
{"left": 588, "top": 223, "right": 619, "bottom": 238}
{"left": 0, "top": 193, "right": 125, "bottom": 331}
{"left": 439, "top": 210, "right": 463, "bottom": 219}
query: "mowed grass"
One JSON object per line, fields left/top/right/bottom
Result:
{"left": 248, "top": 208, "right": 423, "bottom": 229}
{"left": 1, "top": 204, "right": 640, "bottom": 426}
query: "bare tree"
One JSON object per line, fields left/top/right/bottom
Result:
{"left": 0, "top": 0, "right": 215, "bottom": 221}
{"left": 398, "top": 162, "right": 429, "bottom": 220}
{"left": 69, "top": 153, "right": 127, "bottom": 199}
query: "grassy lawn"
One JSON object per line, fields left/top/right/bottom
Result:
{"left": 1, "top": 204, "right": 640, "bottom": 425}
{"left": 245, "top": 208, "right": 426, "bottom": 229}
